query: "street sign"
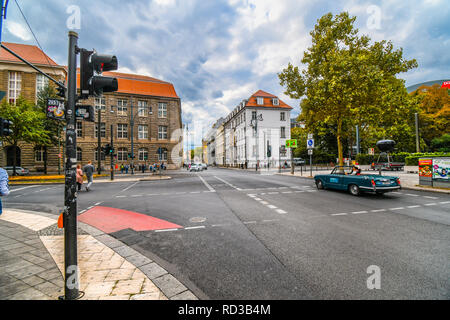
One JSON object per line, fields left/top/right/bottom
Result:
{"left": 75, "top": 105, "right": 95, "bottom": 122}
{"left": 308, "top": 149, "right": 313, "bottom": 155}
{"left": 285, "top": 139, "right": 298, "bottom": 148}
{"left": 308, "top": 133, "right": 314, "bottom": 140}
{"left": 307, "top": 139, "right": 314, "bottom": 149}
{"left": 46, "top": 98, "right": 65, "bottom": 121}
{"left": 369, "top": 148, "right": 375, "bottom": 155}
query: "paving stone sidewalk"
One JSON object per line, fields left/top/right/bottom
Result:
{"left": 0, "top": 209, "right": 197, "bottom": 300}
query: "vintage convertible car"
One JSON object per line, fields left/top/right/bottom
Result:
{"left": 314, "top": 166, "right": 401, "bottom": 196}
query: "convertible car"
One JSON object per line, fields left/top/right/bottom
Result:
{"left": 314, "top": 166, "right": 401, "bottom": 196}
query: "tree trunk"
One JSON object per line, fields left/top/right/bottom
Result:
{"left": 337, "top": 117, "right": 344, "bottom": 167}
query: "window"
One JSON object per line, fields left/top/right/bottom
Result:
{"left": 139, "top": 148, "right": 149, "bottom": 161}
{"left": 158, "top": 102, "right": 167, "bottom": 118}
{"left": 252, "top": 145, "right": 257, "bottom": 156}
{"left": 138, "top": 125, "right": 148, "bottom": 140}
{"left": 158, "top": 126, "right": 168, "bottom": 140}
{"left": 117, "top": 99, "right": 128, "bottom": 115}
{"left": 8, "top": 72, "right": 21, "bottom": 104}
{"left": 117, "top": 124, "right": 128, "bottom": 139}
{"left": 117, "top": 148, "right": 127, "bottom": 161}
{"left": 76, "top": 148, "right": 82, "bottom": 162}
{"left": 95, "top": 96, "right": 106, "bottom": 111}
{"left": 158, "top": 148, "right": 168, "bottom": 161}
{"left": 95, "top": 122, "right": 106, "bottom": 138}
{"left": 280, "top": 112, "right": 286, "bottom": 121}
{"left": 257, "top": 97, "right": 264, "bottom": 105}
{"left": 36, "top": 74, "right": 49, "bottom": 96}
{"left": 252, "top": 111, "right": 257, "bottom": 120}
{"left": 273, "top": 98, "right": 279, "bottom": 106}
{"left": 280, "top": 126, "right": 286, "bottom": 138}
{"left": 35, "top": 147, "right": 45, "bottom": 162}
{"left": 138, "top": 100, "right": 148, "bottom": 117}
{"left": 95, "top": 148, "right": 106, "bottom": 161}
{"left": 76, "top": 122, "right": 83, "bottom": 138}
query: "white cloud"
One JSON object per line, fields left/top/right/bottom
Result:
{"left": 5, "top": 20, "right": 32, "bottom": 41}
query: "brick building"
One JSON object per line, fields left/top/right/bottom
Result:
{"left": 0, "top": 42, "right": 183, "bottom": 172}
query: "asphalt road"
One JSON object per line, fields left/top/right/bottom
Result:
{"left": 5, "top": 168, "right": 450, "bottom": 300}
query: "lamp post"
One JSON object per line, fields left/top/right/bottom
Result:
{"left": 250, "top": 113, "right": 263, "bottom": 171}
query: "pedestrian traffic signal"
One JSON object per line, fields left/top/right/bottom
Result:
{"left": 267, "top": 146, "right": 272, "bottom": 158}
{"left": 80, "top": 49, "right": 118, "bottom": 98}
{"left": 0, "top": 118, "right": 13, "bottom": 137}
{"left": 56, "top": 85, "right": 66, "bottom": 98}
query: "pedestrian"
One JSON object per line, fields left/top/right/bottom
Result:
{"left": 125, "top": 164, "right": 129, "bottom": 174}
{"left": 142, "top": 164, "right": 146, "bottom": 173}
{"left": 83, "top": 160, "right": 95, "bottom": 192}
{"left": 120, "top": 164, "right": 124, "bottom": 174}
{"left": 76, "top": 164, "right": 84, "bottom": 191}
{"left": 0, "top": 166, "right": 10, "bottom": 216}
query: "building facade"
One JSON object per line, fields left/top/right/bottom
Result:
{"left": 222, "top": 90, "right": 292, "bottom": 168}
{"left": 0, "top": 42, "right": 183, "bottom": 172}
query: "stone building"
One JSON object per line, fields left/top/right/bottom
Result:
{"left": 0, "top": 42, "right": 66, "bottom": 171}
{"left": 0, "top": 42, "right": 183, "bottom": 172}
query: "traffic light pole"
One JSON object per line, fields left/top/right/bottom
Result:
{"left": 111, "top": 124, "right": 114, "bottom": 181}
{"left": 130, "top": 101, "right": 134, "bottom": 174}
{"left": 97, "top": 109, "right": 102, "bottom": 175}
{"left": 61, "top": 31, "right": 80, "bottom": 300}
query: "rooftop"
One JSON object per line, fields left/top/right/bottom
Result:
{"left": 0, "top": 42, "right": 60, "bottom": 67}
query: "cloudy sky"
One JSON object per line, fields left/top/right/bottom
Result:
{"left": 2, "top": 0, "right": 449, "bottom": 147}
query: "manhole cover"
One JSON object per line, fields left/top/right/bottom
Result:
{"left": 189, "top": 217, "right": 206, "bottom": 223}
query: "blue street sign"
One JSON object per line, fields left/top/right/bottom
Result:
{"left": 307, "top": 139, "right": 314, "bottom": 149}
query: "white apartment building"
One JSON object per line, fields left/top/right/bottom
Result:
{"left": 223, "top": 90, "right": 292, "bottom": 169}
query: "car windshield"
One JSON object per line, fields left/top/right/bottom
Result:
{"left": 331, "top": 166, "right": 355, "bottom": 175}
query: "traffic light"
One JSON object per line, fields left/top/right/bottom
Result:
{"left": 267, "top": 146, "right": 272, "bottom": 158}
{"left": 56, "top": 85, "right": 66, "bottom": 98}
{"left": 80, "top": 49, "right": 118, "bottom": 98}
{"left": 101, "top": 144, "right": 110, "bottom": 155}
{"left": 0, "top": 118, "right": 13, "bottom": 137}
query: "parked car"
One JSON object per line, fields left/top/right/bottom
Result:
{"left": 189, "top": 164, "right": 203, "bottom": 172}
{"left": 314, "top": 166, "right": 401, "bottom": 196}
{"left": 3, "top": 166, "right": 30, "bottom": 176}
{"left": 200, "top": 163, "right": 208, "bottom": 170}
{"left": 293, "top": 158, "right": 305, "bottom": 166}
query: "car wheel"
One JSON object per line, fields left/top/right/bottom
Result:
{"left": 316, "top": 179, "right": 324, "bottom": 190}
{"left": 349, "top": 184, "right": 360, "bottom": 196}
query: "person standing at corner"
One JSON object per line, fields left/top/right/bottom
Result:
{"left": 83, "top": 160, "right": 95, "bottom": 192}
{"left": 0, "top": 167, "right": 10, "bottom": 215}
{"left": 76, "top": 164, "right": 84, "bottom": 192}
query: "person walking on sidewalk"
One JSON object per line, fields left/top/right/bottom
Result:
{"left": 83, "top": 160, "right": 95, "bottom": 192}
{"left": 0, "top": 167, "right": 10, "bottom": 215}
{"left": 76, "top": 164, "right": 84, "bottom": 191}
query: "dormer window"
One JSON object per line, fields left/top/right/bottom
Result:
{"left": 257, "top": 97, "right": 264, "bottom": 105}
{"left": 273, "top": 98, "right": 279, "bottom": 106}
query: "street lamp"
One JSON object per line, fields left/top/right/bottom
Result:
{"left": 250, "top": 114, "right": 263, "bottom": 171}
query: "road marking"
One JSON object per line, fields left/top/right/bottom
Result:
{"left": 424, "top": 196, "right": 439, "bottom": 199}
{"left": 405, "top": 194, "right": 419, "bottom": 197}
{"left": 331, "top": 213, "right": 348, "bottom": 216}
{"left": 190, "top": 191, "right": 201, "bottom": 194}
{"left": 262, "top": 219, "right": 279, "bottom": 223}
{"left": 440, "top": 201, "right": 450, "bottom": 204}
{"left": 131, "top": 195, "right": 143, "bottom": 197}
{"left": 371, "top": 209, "right": 387, "bottom": 213}
{"left": 268, "top": 192, "right": 279, "bottom": 195}
{"left": 254, "top": 198, "right": 262, "bottom": 201}
{"left": 243, "top": 221, "right": 257, "bottom": 224}
{"left": 424, "top": 203, "right": 437, "bottom": 206}
{"left": 282, "top": 191, "right": 293, "bottom": 194}
{"left": 214, "top": 176, "right": 239, "bottom": 190}
{"left": 198, "top": 174, "right": 216, "bottom": 192}
{"left": 184, "top": 226, "right": 206, "bottom": 230}
{"left": 10, "top": 185, "right": 39, "bottom": 193}
{"left": 260, "top": 201, "right": 269, "bottom": 205}
{"left": 122, "top": 181, "right": 139, "bottom": 192}
{"left": 352, "top": 211, "right": 368, "bottom": 214}
{"left": 267, "top": 205, "right": 278, "bottom": 209}
{"left": 407, "top": 205, "right": 421, "bottom": 209}
{"left": 155, "top": 228, "right": 179, "bottom": 233}
{"left": 389, "top": 207, "right": 405, "bottom": 211}
{"left": 276, "top": 209, "right": 287, "bottom": 214}
{"left": 247, "top": 194, "right": 256, "bottom": 197}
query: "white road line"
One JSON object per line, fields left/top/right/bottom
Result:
{"left": 268, "top": 192, "right": 279, "bottom": 195}
{"left": 214, "top": 176, "right": 239, "bottom": 190}
{"left": 155, "top": 228, "right": 179, "bottom": 233}
{"left": 371, "top": 209, "right": 387, "bottom": 213}
{"left": 247, "top": 194, "right": 256, "bottom": 197}
{"left": 243, "top": 221, "right": 257, "bottom": 224}
{"left": 95, "top": 202, "right": 103, "bottom": 206}
{"left": 389, "top": 207, "right": 405, "bottom": 211}
{"left": 260, "top": 201, "right": 269, "bottom": 205}
{"left": 254, "top": 198, "right": 262, "bottom": 201}
{"left": 331, "top": 213, "right": 348, "bottom": 216}
{"left": 184, "top": 226, "right": 206, "bottom": 230}
{"left": 198, "top": 174, "right": 216, "bottom": 192}
{"left": 267, "top": 205, "right": 278, "bottom": 209}
{"left": 262, "top": 219, "right": 279, "bottom": 223}
{"left": 282, "top": 191, "right": 293, "bottom": 194}
{"left": 131, "top": 195, "right": 143, "bottom": 197}
{"left": 405, "top": 194, "right": 419, "bottom": 197}
{"left": 276, "top": 209, "right": 287, "bottom": 214}
{"left": 424, "top": 196, "right": 439, "bottom": 199}
{"left": 352, "top": 211, "right": 368, "bottom": 214}
{"left": 440, "top": 201, "right": 450, "bottom": 204}
{"left": 424, "top": 203, "right": 437, "bottom": 206}
{"left": 10, "top": 185, "right": 39, "bottom": 193}
{"left": 407, "top": 205, "right": 421, "bottom": 208}
{"left": 190, "top": 192, "right": 201, "bottom": 194}
{"left": 295, "top": 191, "right": 305, "bottom": 193}
{"left": 122, "top": 181, "right": 139, "bottom": 192}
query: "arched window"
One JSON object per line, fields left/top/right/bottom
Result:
{"left": 35, "top": 146, "right": 45, "bottom": 162}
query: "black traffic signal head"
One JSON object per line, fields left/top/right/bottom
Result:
{"left": 80, "top": 49, "right": 119, "bottom": 98}
{"left": 267, "top": 146, "right": 272, "bottom": 158}
{"left": 0, "top": 118, "right": 13, "bottom": 137}
{"left": 56, "top": 86, "right": 66, "bottom": 98}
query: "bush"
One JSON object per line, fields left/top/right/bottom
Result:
{"left": 405, "top": 153, "right": 450, "bottom": 166}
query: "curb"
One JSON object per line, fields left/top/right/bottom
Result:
{"left": 10, "top": 176, "right": 173, "bottom": 186}
{"left": 4, "top": 209, "right": 198, "bottom": 300}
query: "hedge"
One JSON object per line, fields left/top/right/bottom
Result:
{"left": 405, "top": 153, "right": 450, "bottom": 166}
{"left": 356, "top": 152, "right": 450, "bottom": 166}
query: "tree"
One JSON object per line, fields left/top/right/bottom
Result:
{"left": 0, "top": 97, "right": 51, "bottom": 175}
{"left": 279, "top": 12, "right": 417, "bottom": 166}
{"left": 36, "top": 84, "right": 66, "bottom": 174}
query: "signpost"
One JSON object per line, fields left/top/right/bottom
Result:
{"left": 307, "top": 134, "right": 314, "bottom": 177}
{"left": 285, "top": 139, "right": 297, "bottom": 174}
{"left": 369, "top": 148, "right": 375, "bottom": 156}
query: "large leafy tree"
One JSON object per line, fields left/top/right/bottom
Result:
{"left": 279, "top": 12, "right": 417, "bottom": 166}
{"left": 0, "top": 97, "right": 51, "bottom": 175}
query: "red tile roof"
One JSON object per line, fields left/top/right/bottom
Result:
{"left": 246, "top": 90, "right": 292, "bottom": 109}
{"left": 76, "top": 70, "right": 179, "bottom": 99}
{"left": 0, "top": 42, "right": 59, "bottom": 66}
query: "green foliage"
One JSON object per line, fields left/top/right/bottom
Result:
{"left": 405, "top": 153, "right": 450, "bottom": 166}
{"left": 279, "top": 12, "right": 418, "bottom": 165}
{"left": 431, "top": 134, "right": 450, "bottom": 152}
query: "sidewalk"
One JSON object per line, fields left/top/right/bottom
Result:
{"left": 0, "top": 209, "right": 197, "bottom": 300}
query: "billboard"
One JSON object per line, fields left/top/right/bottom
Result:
{"left": 433, "top": 158, "right": 450, "bottom": 180}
